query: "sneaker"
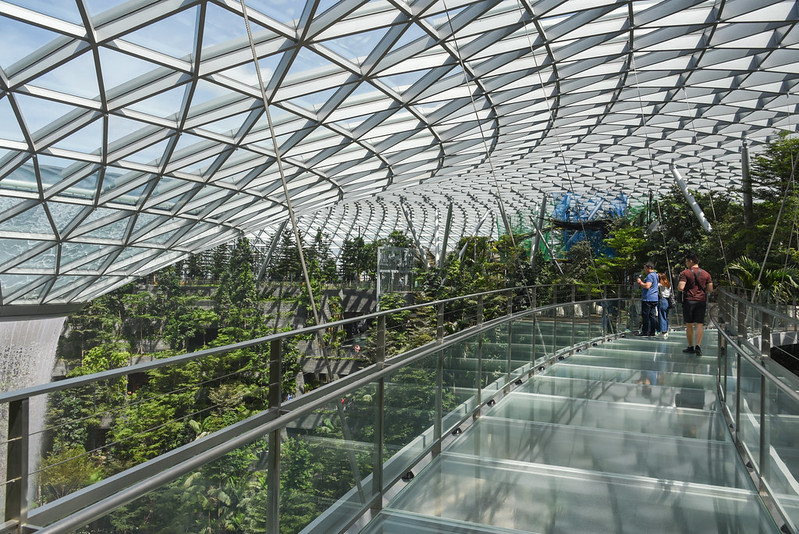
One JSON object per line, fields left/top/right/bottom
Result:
{"left": 663, "top": 332, "right": 669, "bottom": 339}
{"left": 694, "top": 345, "right": 702, "bottom": 355}
{"left": 682, "top": 346, "right": 695, "bottom": 353}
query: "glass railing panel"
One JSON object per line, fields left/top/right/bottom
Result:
{"left": 441, "top": 340, "right": 479, "bottom": 434}
{"left": 509, "top": 318, "right": 533, "bottom": 383}
{"left": 383, "top": 455, "right": 775, "bottom": 534}
{"left": 449, "top": 416, "right": 751, "bottom": 489}
{"left": 737, "top": 357, "right": 763, "bottom": 470}
{"left": 286, "top": 384, "right": 380, "bottom": 533}
{"left": 34, "top": 349, "right": 271, "bottom": 510}
{"left": 382, "top": 354, "right": 438, "bottom": 485}
{"left": 479, "top": 326, "right": 509, "bottom": 396}
{"left": 763, "top": 381, "right": 799, "bottom": 529}
{"left": 87, "top": 434, "right": 273, "bottom": 533}
{"left": 533, "top": 313, "right": 554, "bottom": 363}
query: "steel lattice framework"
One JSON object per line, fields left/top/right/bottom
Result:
{"left": 0, "top": 0, "right": 797, "bottom": 306}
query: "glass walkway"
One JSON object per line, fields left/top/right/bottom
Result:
{"left": 3, "top": 287, "right": 797, "bottom": 533}
{"left": 364, "top": 334, "right": 778, "bottom": 533}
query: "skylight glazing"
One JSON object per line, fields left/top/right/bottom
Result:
{"left": 0, "top": 0, "right": 797, "bottom": 306}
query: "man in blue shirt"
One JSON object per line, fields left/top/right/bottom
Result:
{"left": 635, "top": 261, "right": 659, "bottom": 337}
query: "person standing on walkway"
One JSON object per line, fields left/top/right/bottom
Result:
{"left": 677, "top": 252, "right": 713, "bottom": 355}
{"left": 657, "top": 272, "right": 672, "bottom": 338}
{"left": 635, "top": 261, "right": 659, "bottom": 337}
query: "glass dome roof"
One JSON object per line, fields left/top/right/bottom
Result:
{"left": 0, "top": 0, "right": 797, "bottom": 305}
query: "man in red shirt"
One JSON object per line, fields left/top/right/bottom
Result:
{"left": 677, "top": 252, "right": 713, "bottom": 355}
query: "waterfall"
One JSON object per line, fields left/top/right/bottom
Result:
{"left": 0, "top": 316, "right": 66, "bottom": 518}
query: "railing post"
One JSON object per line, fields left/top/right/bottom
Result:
{"left": 372, "top": 315, "right": 386, "bottom": 503}
{"left": 531, "top": 287, "right": 537, "bottom": 375}
{"left": 437, "top": 302, "right": 445, "bottom": 343}
{"left": 552, "top": 287, "right": 558, "bottom": 355}
{"left": 506, "top": 289, "right": 513, "bottom": 390}
{"left": 5, "top": 399, "right": 29, "bottom": 528}
{"left": 435, "top": 302, "right": 444, "bottom": 456}
{"left": 571, "top": 284, "right": 577, "bottom": 348}
{"left": 587, "top": 284, "right": 592, "bottom": 340}
{"left": 267, "top": 339, "right": 281, "bottom": 534}
{"left": 477, "top": 294, "right": 484, "bottom": 412}
{"left": 759, "top": 310, "right": 771, "bottom": 492}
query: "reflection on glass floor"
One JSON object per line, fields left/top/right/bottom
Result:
{"left": 363, "top": 334, "right": 778, "bottom": 533}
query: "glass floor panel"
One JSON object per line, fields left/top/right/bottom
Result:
{"left": 371, "top": 456, "right": 775, "bottom": 534}
{"left": 446, "top": 416, "right": 751, "bottom": 488}
{"left": 362, "top": 335, "right": 777, "bottom": 533}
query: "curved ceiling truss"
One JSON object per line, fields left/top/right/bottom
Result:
{"left": 0, "top": 0, "right": 797, "bottom": 305}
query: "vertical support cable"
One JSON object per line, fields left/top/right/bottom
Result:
{"left": 4, "top": 399, "right": 29, "bottom": 527}
{"left": 239, "top": 0, "right": 366, "bottom": 504}
{"left": 266, "top": 339, "right": 281, "bottom": 534}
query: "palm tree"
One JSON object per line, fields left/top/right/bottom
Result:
{"left": 728, "top": 256, "right": 799, "bottom": 302}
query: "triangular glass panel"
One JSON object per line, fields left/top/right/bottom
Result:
{"left": 45, "top": 274, "right": 84, "bottom": 301}
{"left": 45, "top": 201, "right": 89, "bottom": 236}
{"left": 0, "top": 238, "right": 38, "bottom": 268}
{"left": 105, "top": 182, "right": 148, "bottom": 206}
{"left": 60, "top": 243, "right": 109, "bottom": 269}
{"left": 83, "top": 0, "right": 127, "bottom": 19}
{"left": 320, "top": 28, "right": 390, "bottom": 65}
{"left": 13, "top": 94, "right": 81, "bottom": 136}
{"left": 0, "top": 15, "right": 64, "bottom": 69}
{"left": 121, "top": 6, "right": 198, "bottom": 59}
{"left": 52, "top": 171, "right": 100, "bottom": 201}
{"left": 69, "top": 255, "right": 110, "bottom": 273}
{"left": 131, "top": 212, "right": 164, "bottom": 238}
{"left": 15, "top": 246, "right": 57, "bottom": 272}
{"left": 283, "top": 47, "right": 339, "bottom": 85}
{"left": 387, "top": 21, "right": 429, "bottom": 54}
{"left": 285, "top": 86, "right": 340, "bottom": 114}
{"left": 202, "top": 2, "right": 250, "bottom": 49}
{"left": 188, "top": 78, "right": 241, "bottom": 113}
{"left": 126, "top": 85, "right": 187, "bottom": 119}
{"left": 0, "top": 274, "right": 42, "bottom": 302}
{"left": 0, "top": 203, "right": 53, "bottom": 235}
{"left": 245, "top": 0, "right": 304, "bottom": 28}
{"left": 197, "top": 109, "right": 254, "bottom": 136}
{"left": 171, "top": 132, "right": 209, "bottom": 154}
{"left": 77, "top": 206, "right": 122, "bottom": 230}
{"left": 81, "top": 215, "right": 131, "bottom": 242}
{"left": 0, "top": 97, "right": 25, "bottom": 142}
{"left": 50, "top": 117, "right": 104, "bottom": 154}
{"left": 5, "top": 1, "right": 82, "bottom": 23}
{"left": 218, "top": 53, "right": 283, "bottom": 87}
{"left": 120, "top": 137, "right": 171, "bottom": 165}
{"left": 315, "top": 0, "right": 340, "bottom": 18}
{"left": 98, "top": 47, "right": 165, "bottom": 93}
{"left": 107, "top": 114, "right": 156, "bottom": 145}
{"left": 29, "top": 51, "right": 100, "bottom": 99}
{"left": 176, "top": 153, "right": 222, "bottom": 176}
{"left": 377, "top": 70, "right": 431, "bottom": 93}
{"left": 137, "top": 227, "right": 180, "bottom": 246}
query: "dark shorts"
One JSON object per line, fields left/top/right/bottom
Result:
{"left": 683, "top": 300, "right": 707, "bottom": 324}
